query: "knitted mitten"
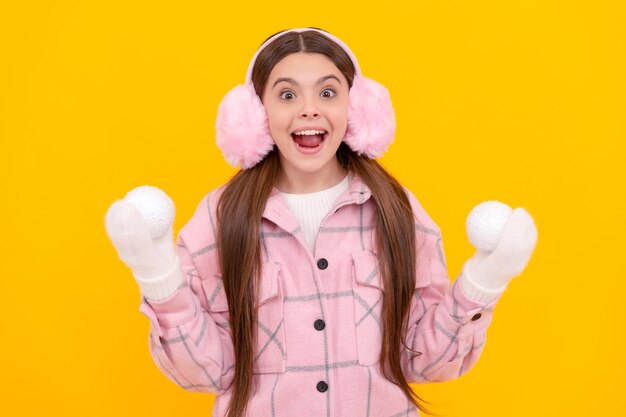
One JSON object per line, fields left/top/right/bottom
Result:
{"left": 460, "top": 205, "right": 538, "bottom": 302}
{"left": 104, "top": 186, "right": 183, "bottom": 301}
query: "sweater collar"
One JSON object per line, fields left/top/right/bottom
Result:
{"left": 262, "top": 172, "right": 372, "bottom": 233}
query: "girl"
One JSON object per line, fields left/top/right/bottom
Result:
{"left": 105, "top": 28, "right": 537, "bottom": 417}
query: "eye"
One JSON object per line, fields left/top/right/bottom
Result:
{"left": 321, "top": 88, "right": 336, "bottom": 98}
{"left": 279, "top": 90, "right": 296, "bottom": 100}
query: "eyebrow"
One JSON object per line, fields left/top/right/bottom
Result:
{"left": 272, "top": 74, "right": 342, "bottom": 89}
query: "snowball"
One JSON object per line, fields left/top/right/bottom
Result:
{"left": 124, "top": 185, "right": 175, "bottom": 239}
{"left": 466, "top": 200, "right": 513, "bottom": 252}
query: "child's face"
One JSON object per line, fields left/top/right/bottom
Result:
{"left": 262, "top": 52, "right": 350, "bottom": 185}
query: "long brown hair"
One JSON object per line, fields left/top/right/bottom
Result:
{"left": 217, "top": 29, "right": 431, "bottom": 417}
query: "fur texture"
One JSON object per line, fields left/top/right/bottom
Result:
{"left": 215, "top": 84, "right": 275, "bottom": 169}
{"left": 345, "top": 76, "right": 396, "bottom": 158}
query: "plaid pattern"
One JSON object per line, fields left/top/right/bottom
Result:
{"left": 139, "top": 173, "right": 501, "bottom": 417}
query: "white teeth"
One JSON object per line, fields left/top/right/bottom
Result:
{"left": 293, "top": 129, "right": 326, "bottom": 136}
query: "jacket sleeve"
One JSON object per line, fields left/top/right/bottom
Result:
{"left": 137, "top": 191, "right": 235, "bottom": 394}
{"left": 401, "top": 190, "right": 503, "bottom": 383}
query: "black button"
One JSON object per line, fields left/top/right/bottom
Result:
{"left": 317, "top": 258, "right": 329, "bottom": 270}
{"left": 471, "top": 313, "right": 482, "bottom": 321}
{"left": 316, "top": 381, "right": 328, "bottom": 392}
{"left": 314, "top": 319, "right": 326, "bottom": 331}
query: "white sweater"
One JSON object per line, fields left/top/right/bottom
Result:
{"left": 280, "top": 175, "right": 350, "bottom": 253}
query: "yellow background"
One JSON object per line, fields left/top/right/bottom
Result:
{"left": 1, "top": 0, "right": 624, "bottom": 416}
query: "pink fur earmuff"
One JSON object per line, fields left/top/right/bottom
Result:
{"left": 215, "top": 28, "right": 396, "bottom": 169}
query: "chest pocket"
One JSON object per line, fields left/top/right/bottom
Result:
{"left": 252, "top": 261, "right": 286, "bottom": 373}
{"left": 351, "top": 250, "right": 431, "bottom": 366}
{"left": 200, "top": 262, "right": 286, "bottom": 374}
{"left": 351, "top": 250, "right": 385, "bottom": 366}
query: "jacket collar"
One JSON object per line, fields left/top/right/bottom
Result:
{"left": 261, "top": 172, "right": 372, "bottom": 234}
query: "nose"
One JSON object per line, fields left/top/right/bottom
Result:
{"left": 300, "top": 110, "right": 319, "bottom": 118}
{"left": 299, "top": 95, "right": 320, "bottom": 119}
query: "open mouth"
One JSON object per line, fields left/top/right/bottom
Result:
{"left": 291, "top": 129, "right": 329, "bottom": 149}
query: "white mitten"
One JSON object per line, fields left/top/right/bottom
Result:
{"left": 461, "top": 201, "right": 538, "bottom": 302}
{"left": 104, "top": 186, "right": 183, "bottom": 301}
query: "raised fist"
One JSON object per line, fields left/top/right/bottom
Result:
{"left": 464, "top": 201, "right": 538, "bottom": 291}
{"left": 105, "top": 186, "right": 182, "bottom": 300}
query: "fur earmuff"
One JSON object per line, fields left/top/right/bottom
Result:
{"left": 344, "top": 75, "right": 395, "bottom": 158}
{"left": 215, "top": 84, "right": 274, "bottom": 169}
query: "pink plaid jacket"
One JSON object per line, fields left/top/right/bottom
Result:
{"left": 139, "top": 173, "right": 501, "bottom": 417}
